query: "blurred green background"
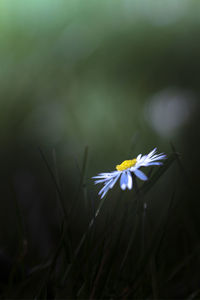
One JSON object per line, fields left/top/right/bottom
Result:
{"left": 0, "top": 0, "right": 200, "bottom": 267}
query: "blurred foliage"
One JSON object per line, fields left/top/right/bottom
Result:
{"left": 0, "top": 0, "right": 200, "bottom": 161}
{"left": 0, "top": 1, "right": 200, "bottom": 298}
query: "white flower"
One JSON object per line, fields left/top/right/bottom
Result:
{"left": 92, "top": 148, "right": 167, "bottom": 199}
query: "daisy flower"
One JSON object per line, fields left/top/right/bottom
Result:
{"left": 93, "top": 148, "right": 167, "bottom": 199}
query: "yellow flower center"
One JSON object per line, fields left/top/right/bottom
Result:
{"left": 116, "top": 158, "right": 137, "bottom": 171}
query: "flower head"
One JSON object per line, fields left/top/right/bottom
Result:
{"left": 92, "top": 148, "right": 166, "bottom": 199}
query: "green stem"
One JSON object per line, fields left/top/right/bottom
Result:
{"left": 61, "top": 196, "right": 107, "bottom": 285}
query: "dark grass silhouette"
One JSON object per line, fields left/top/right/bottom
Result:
{"left": 0, "top": 145, "right": 199, "bottom": 299}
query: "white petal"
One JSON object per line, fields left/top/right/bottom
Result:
{"left": 132, "top": 156, "right": 147, "bottom": 169}
{"left": 120, "top": 172, "right": 128, "bottom": 190}
{"left": 130, "top": 166, "right": 137, "bottom": 172}
{"left": 110, "top": 173, "right": 121, "bottom": 188}
{"left": 139, "top": 155, "right": 148, "bottom": 164}
{"left": 93, "top": 171, "right": 119, "bottom": 179}
{"left": 145, "top": 162, "right": 163, "bottom": 166}
{"left": 94, "top": 178, "right": 110, "bottom": 184}
{"left": 92, "top": 175, "right": 108, "bottom": 179}
{"left": 148, "top": 148, "right": 157, "bottom": 158}
{"left": 151, "top": 154, "right": 167, "bottom": 161}
{"left": 134, "top": 169, "right": 148, "bottom": 181}
{"left": 98, "top": 172, "right": 114, "bottom": 176}
{"left": 127, "top": 171, "right": 133, "bottom": 190}
{"left": 100, "top": 184, "right": 112, "bottom": 199}
{"left": 98, "top": 179, "right": 113, "bottom": 196}
{"left": 93, "top": 173, "right": 112, "bottom": 179}
{"left": 137, "top": 154, "right": 142, "bottom": 161}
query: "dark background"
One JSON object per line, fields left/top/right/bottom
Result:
{"left": 0, "top": 1, "right": 200, "bottom": 297}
